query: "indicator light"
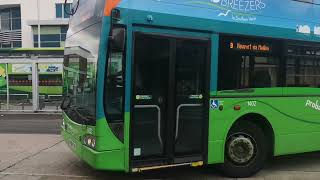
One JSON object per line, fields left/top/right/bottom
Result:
{"left": 83, "top": 135, "right": 96, "bottom": 149}
{"left": 234, "top": 105, "right": 241, "bottom": 111}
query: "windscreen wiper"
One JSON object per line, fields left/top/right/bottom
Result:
{"left": 60, "top": 95, "right": 72, "bottom": 110}
{"left": 70, "top": 106, "right": 95, "bottom": 123}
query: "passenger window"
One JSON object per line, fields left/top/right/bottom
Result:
{"left": 218, "top": 36, "right": 280, "bottom": 91}
{"left": 253, "top": 57, "right": 279, "bottom": 88}
{"left": 286, "top": 46, "right": 320, "bottom": 88}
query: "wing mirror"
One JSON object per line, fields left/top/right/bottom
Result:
{"left": 109, "top": 27, "right": 126, "bottom": 52}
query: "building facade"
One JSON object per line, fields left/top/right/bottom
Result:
{"left": 0, "top": 0, "right": 72, "bottom": 48}
{"left": 0, "top": 0, "right": 72, "bottom": 112}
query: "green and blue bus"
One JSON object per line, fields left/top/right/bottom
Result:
{"left": 61, "top": 0, "right": 320, "bottom": 177}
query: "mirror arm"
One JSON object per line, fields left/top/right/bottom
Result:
{"left": 110, "top": 8, "right": 121, "bottom": 37}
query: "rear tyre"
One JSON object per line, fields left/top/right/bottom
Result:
{"left": 220, "top": 120, "right": 268, "bottom": 178}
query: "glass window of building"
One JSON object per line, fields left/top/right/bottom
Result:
{"left": 0, "top": 9, "right": 10, "bottom": 31}
{"left": 33, "top": 26, "right": 69, "bottom": 47}
{"left": 0, "top": 7, "right": 22, "bottom": 48}
{"left": 56, "top": 3, "right": 71, "bottom": 18}
{"left": 0, "top": 41, "right": 22, "bottom": 48}
{"left": 11, "top": 7, "right": 21, "bottom": 30}
{"left": 0, "top": 7, "right": 21, "bottom": 31}
{"left": 60, "top": 26, "right": 68, "bottom": 42}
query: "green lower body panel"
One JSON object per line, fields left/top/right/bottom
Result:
{"left": 61, "top": 113, "right": 125, "bottom": 171}
{"left": 208, "top": 95, "right": 320, "bottom": 164}
{"left": 276, "top": 132, "right": 320, "bottom": 156}
{"left": 82, "top": 145, "right": 124, "bottom": 171}
{"left": 61, "top": 125, "right": 125, "bottom": 171}
{"left": 207, "top": 140, "right": 224, "bottom": 164}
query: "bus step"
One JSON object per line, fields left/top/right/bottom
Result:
{"left": 132, "top": 161, "right": 203, "bottom": 172}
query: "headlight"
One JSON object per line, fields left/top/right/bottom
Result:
{"left": 83, "top": 135, "right": 96, "bottom": 149}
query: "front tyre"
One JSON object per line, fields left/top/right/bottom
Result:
{"left": 220, "top": 121, "right": 268, "bottom": 178}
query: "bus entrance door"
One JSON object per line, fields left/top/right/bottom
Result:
{"left": 173, "top": 39, "right": 208, "bottom": 162}
{"left": 131, "top": 32, "right": 209, "bottom": 168}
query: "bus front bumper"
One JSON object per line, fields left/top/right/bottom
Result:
{"left": 61, "top": 127, "right": 125, "bottom": 171}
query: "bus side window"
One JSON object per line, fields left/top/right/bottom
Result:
{"left": 286, "top": 48, "right": 320, "bottom": 88}
{"left": 218, "top": 36, "right": 280, "bottom": 91}
{"left": 104, "top": 27, "right": 126, "bottom": 141}
{"left": 104, "top": 51, "right": 125, "bottom": 142}
{"left": 105, "top": 51, "right": 124, "bottom": 122}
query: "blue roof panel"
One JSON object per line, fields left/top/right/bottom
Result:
{"left": 117, "top": 0, "right": 320, "bottom": 41}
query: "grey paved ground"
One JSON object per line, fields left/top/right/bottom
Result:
{"left": 1, "top": 134, "right": 320, "bottom": 179}
{"left": 1, "top": 115, "right": 320, "bottom": 179}
{"left": 0, "top": 114, "right": 61, "bottom": 134}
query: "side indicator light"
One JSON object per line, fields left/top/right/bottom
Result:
{"left": 234, "top": 105, "right": 241, "bottom": 111}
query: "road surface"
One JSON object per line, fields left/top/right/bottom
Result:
{"left": 1, "top": 134, "right": 320, "bottom": 179}
{"left": 1, "top": 114, "right": 320, "bottom": 179}
{"left": 0, "top": 114, "right": 61, "bottom": 134}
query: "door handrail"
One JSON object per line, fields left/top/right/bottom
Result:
{"left": 175, "top": 104, "right": 202, "bottom": 140}
{"left": 134, "top": 105, "right": 163, "bottom": 146}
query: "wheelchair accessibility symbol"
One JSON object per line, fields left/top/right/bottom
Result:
{"left": 210, "top": 99, "right": 219, "bottom": 110}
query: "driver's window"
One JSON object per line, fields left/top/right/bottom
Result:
{"left": 107, "top": 52, "right": 123, "bottom": 77}
{"left": 104, "top": 50, "right": 125, "bottom": 122}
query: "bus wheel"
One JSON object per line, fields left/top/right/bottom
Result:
{"left": 220, "top": 121, "right": 268, "bottom": 178}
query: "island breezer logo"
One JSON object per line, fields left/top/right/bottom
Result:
{"left": 190, "top": 0, "right": 266, "bottom": 21}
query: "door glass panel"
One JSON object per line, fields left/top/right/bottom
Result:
{"left": 0, "top": 64, "right": 8, "bottom": 110}
{"left": 132, "top": 35, "right": 170, "bottom": 158}
{"left": 175, "top": 39, "right": 207, "bottom": 154}
{"left": 8, "top": 64, "right": 33, "bottom": 110}
{"left": 38, "top": 63, "right": 63, "bottom": 111}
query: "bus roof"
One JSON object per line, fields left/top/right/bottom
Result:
{"left": 116, "top": 0, "right": 320, "bottom": 42}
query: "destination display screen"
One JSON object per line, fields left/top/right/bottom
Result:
{"left": 228, "top": 40, "right": 272, "bottom": 53}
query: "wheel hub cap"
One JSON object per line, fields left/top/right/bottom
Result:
{"left": 227, "top": 135, "right": 255, "bottom": 164}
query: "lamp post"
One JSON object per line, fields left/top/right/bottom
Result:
{"left": 35, "top": 0, "right": 41, "bottom": 111}
{"left": 37, "top": 0, "right": 41, "bottom": 48}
